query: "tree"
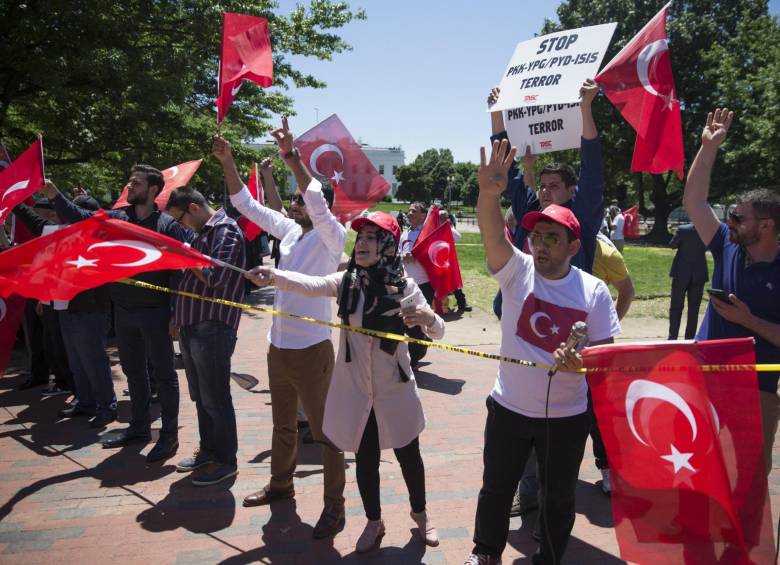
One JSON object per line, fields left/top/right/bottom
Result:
{"left": 394, "top": 148, "right": 453, "bottom": 203}
{"left": 0, "top": 0, "right": 365, "bottom": 202}
{"left": 542, "top": 0, "right": 779, "bottom": 241}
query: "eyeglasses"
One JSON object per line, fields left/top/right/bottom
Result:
{"left": 290, "top": 194, "right": 305, "bottom": 206}
{"left": 528, "top": 232, "right": 561, "bottom": 248}
{"left": 729, "top": 211, "right": 770, "bottom": 224}
{"left": 173, "top": 208, "right": 188, "bottom": 223}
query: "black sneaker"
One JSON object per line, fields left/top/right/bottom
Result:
{"left": 191, "top": 463, "right": 238, "bottom": 486}
{"left": 312, "top": 505, "right": 346, "bottom": 539}
{"left": 176, "top": 449, "right": 215, "bottom": 473}
{"left": 59, "top": 402, "right": 92, "bottom": 418}
{"left": 146, "top": 435, "right": 178, "bottom": 463}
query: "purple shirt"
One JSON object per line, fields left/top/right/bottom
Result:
{"left": 174, "top": 209, "right": 246, "bottom": 330}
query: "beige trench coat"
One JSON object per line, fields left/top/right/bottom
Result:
{"left": 274, "top": 270, "right": 445, "bottom": 452}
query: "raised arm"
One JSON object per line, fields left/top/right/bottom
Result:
{"left": 478, "top": 139, "right": 518, "bottom": 273}
{"left": 580, "top": 78, "right": 598, "bottom": 140}
{"left": 245, "top": 266, "right": 342, "bottom": 298}
{"left": 259, "top": 158, "right": 285, "bottom": 214}
{"left": 488, "top": 87, "right": 505, "bottom": 136}
{"left": 12, "top": 201, "right": 54, "bottom": 236}
{"left": 613, "top": 274, "right": 635, "bottom": 321}
{"left": 40, "top": 180, "right": 96, "bottom": 223}
{"left": 212, "top": 136, "right": 245, "bottom": 197}
{"left": 683, "top": 108, "right": 733, "bottom": 246}
{"left": 272, "top": 117, "right": 314, "bottom": 192}
{"left": 302, "top": 177, "right": 347, "bottom": 253}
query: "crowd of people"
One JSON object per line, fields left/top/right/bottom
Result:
{"left": 2, "top": 79, "right": 779, "bottom": 564}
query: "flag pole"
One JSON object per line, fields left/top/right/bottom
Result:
{"left": 207, "top": 255, "right": 247, "bottom": 275}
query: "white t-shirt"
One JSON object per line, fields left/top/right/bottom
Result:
{"left": 399, "top": 226, "right": 429, "bottom": 284}
{"left": 230, "top": 179, "right": 346, "bottom": 349}
{"left": 611, "top": 213, "right": 625, "bottom": 241}
{"left": 491, "top": 247, "right": 621, "bottom": 418}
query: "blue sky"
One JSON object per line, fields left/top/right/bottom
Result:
{"left": 273, "top": 1, "right": 780, "bottom": 165}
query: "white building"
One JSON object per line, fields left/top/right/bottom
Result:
{"left": 246, "top": 142, "right": 405, "bottom": 197}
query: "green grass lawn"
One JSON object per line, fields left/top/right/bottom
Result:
{"left": 345, "top": 229, "right": 712, "bottom": 318}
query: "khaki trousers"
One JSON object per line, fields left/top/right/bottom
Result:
{"left": 268, "top": 340, "right": 345, "bottom": 508}
{"left": 760, "top": 390, "right": 780, "bottom": 475}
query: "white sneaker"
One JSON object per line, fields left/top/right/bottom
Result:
{"left": 355, "top": 519, "right": 385, "bottom": 553}
{"left": 410, "top": 510, "right": 439, "bottom": 546}
{"left": 600, "top": 468, "right": 612, "bottom": 494}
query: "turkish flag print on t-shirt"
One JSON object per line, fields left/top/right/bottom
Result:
{"left": 515, "top": 293, "right": 587, "bottom": 353}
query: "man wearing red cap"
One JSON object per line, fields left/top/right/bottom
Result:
{"left": 463, "top": 140, "right": 620, "bottom": 565}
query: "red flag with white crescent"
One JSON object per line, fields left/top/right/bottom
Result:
{"left": 0, "top": 210, "right": 212, "bottom": 301}
{"left": 595, "top": 3, "right": 684, "bottom": 179}
{"left": 585, "top": 338, "right": 774, "bottom": 563}
{"left": 0, "top": 137, "right": 45, "bottom": 224}
{"left": 0, "top": 294, "right": 25, "bottom": 375}
{"left": 410, "top": 205, "right": 463, "bottom": 299}
{"left": 112, "top": 159, "right": 202, "bottom": 210}
{"left": 295, "top": 114, "right": 390, "bottom": 224}
{"left": 216, "top": 13, "right": 273, "bottom": 123}
{"left": 238, "top": 163, "right": 265, "bottom": 241}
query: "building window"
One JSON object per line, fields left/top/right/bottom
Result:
{"left": 379, "top": 164, "right": 385, "bottom": 174}
{"left": 392, "top": 165, "right": 398, "bottom": 175}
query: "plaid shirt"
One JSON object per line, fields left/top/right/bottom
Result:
{"left": 174, "top": 208, "right": 246, "bottom": 330}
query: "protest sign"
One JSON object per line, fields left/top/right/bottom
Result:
{"left": 504, "top": 102, "right": 582, "bottom": 154}
{"left": 492, "top": 22, "right": 617, "bottom": 111}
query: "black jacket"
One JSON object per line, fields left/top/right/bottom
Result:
{"left": 670, "top": 223, "right": 709, "bottom": 283}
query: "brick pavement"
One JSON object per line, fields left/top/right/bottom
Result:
{"left": 0, "top": 289, "right": 777, "bottom": 564}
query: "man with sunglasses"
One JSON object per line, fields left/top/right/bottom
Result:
{"left": 212, "top": 118, "right": 348, "bottom": 539}
{"left": 464, "top": 139, "right": 619, "bottom": 565}
{"left": 684, "top": 108, "right": 780, "bottom": 473}
{"left": 165, "top": 187, "right": 245, "bottom": 486}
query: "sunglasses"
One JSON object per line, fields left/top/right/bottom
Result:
{"left": 290, "top": 194, "right": 305, "bottom": 206}
{"left": 528, "top": 232, "right": 561, "bottom": 248}
{"left": 729, "top": 210, "right": 769, "bottom": 225}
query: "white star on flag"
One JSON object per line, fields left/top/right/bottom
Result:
{"left": 660, "top": 444, "right": 696, "bottom": 474}
{"left": 66, "top": 256, "right": 99, "bottom": 269}
{"left": 550, "top": 324, "right": 560, "bottom": 335}
{"left": 330, "top": 170, "right": 345, "bottom": 184}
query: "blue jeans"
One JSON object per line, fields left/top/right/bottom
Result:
{"left": 179, "top": 320, "right": 238, "bottom": 466}
{"left": 114, "top": 304, "right": 179, "bottom": 436}
{"left": 58, "top": 310, "right": 116, "bottom": 416}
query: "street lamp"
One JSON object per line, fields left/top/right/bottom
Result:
{"left": 446, "top": 175, "right": 453, "bottom": 211}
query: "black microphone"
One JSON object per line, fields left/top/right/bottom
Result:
{"left": 547, "top": 321, "right": 588, "bottom": 377}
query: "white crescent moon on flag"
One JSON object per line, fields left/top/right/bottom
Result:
{"left": 87, "top": 240, "right": 162, "bottom": 267}
{"left": 637, "top": 39, "right": 669, "bottom": 98}
{"left": 626, "top": 379, "right": 698, "bottom": 447}
{"left": 167, "top": 166, "right": 179, "bottom": 179}
{"left": 231, "top": 80, "right": 243, "bottom": 97}
{"left": 427, "top": 240, "right": 450, "bottom": 269}
{"left": 0, "top": 298, "right": 6, "bottom": 322}
{"left": 529, "top": 312, "right": 552, "bottom": 339}
{"left": 2, "top": 179, "right": 30, "bottom": 202}
{"left": 309, "top": 144, "right": 344, "bottom": 178}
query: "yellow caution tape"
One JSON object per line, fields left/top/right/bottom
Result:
{"left": 117, "top": 279, "right": 779, "bottom": 374}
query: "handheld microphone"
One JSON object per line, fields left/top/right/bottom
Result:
{"left": 547, "top": 321, "right": 588, "bottom": 377}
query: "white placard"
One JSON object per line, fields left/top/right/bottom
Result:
{"left": 504, "top": 103, "right": 582, "bottom": 155}
{"left": 492, "top": 22, "right": 617, "bottom": 111}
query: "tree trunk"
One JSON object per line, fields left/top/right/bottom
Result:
{"left": 645, "top": 173, "right": 680, "bottom": 243}
{"left": 634, "top": 173, "right": 648, "bottom": 216}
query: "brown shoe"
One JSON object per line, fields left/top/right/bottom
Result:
{"left": 312, "top": 505, "right": 345, "bottom": 539}
{"left": 243, "top": 484, "right": 294, "bottom": 507}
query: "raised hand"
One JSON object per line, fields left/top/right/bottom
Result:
{"left": 270, "top": 116, "right": 295, "bottom": 155}
{"left": 701, "top": 108, "right": 734, "bottom": 148}
{"left": 244, "top": 266, "right": 275, "bottom": 288}
{"left": 211, "top": 136, "right": 233, "bottom": 164}
{"left": 579, "top": 78, "right": 598, "bottom": 105}
{"left": 487, "top": 87, "right": 501, "bottom": 109}
{"left": 40, "top": 179, "right": 58, "bottom": 199}
{"left": 478, "top": 139, "right": 517, "bottom": 198}
{"left": 259, "top": 157, "right": 273, "bottom": 173}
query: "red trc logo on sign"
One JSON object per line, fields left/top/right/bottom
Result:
{"left": 524, "top": 95, "right": 539, "bottom": 102}
{"left": 540, "top": 140, "right": 553, "bottom": 149}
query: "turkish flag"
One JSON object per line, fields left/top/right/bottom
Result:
{"left": 0, "top": 210, "right": 213, "bottom": 301}
{"left": 216, "top": 13, "right": 273, "bottom": 123}
{"left": 238, "top": 163, "right": 265, "bottom": 241}
{"left": 112, "top": 159, "right": 202, "bottom": 210}
{"left": 410, "top": 206, "right": 463, "bottom": 299}
{"left": 515, "top": 293, "right": 587, "bottom": 353}
{"left": 585, "top": 338, "right": 774, "bottom": 564}
{"left": 0, "top": 137, "right": 45, "bottom": 224}
{"left": 622, "top": 205, "right": 640, "bottom": 239}
{"left": 595, "top": 3, "right": 684, "bottom": 179}
{"left": 295, "top": 114, "right": 390, "bottom": 224}
{"left": 0, "top": 294, "right": 25, "bottom": 375}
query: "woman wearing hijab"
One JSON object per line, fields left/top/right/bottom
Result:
{"left": 245, "top": 211, "right": 443, "bottom": 553}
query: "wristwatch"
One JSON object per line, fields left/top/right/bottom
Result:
{"left": 281, "top": 148, "right": 300, "bottom": 160}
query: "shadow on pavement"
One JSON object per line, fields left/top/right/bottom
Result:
{"left": 414, "top": 368, "right": 465, "bottom": 396}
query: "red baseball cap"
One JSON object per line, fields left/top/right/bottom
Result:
{"left": 521, "top": 204, "right": 581, "bottom": 239}
{"left": 351, "top": 211, "right": 401, "bottom": 243}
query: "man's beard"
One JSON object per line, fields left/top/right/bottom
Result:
{"left": 294, "top": 215, "right": 313, "bottom": 229}
{"left": 728, "top": 226, "right": 759, "bottom": 247}
{"left": 128, "top": 190, "right": 151, "bottom": 206}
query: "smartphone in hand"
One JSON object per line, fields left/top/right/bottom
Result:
{"left": 707, "top": 288, "right": 732, "bottom": 303}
